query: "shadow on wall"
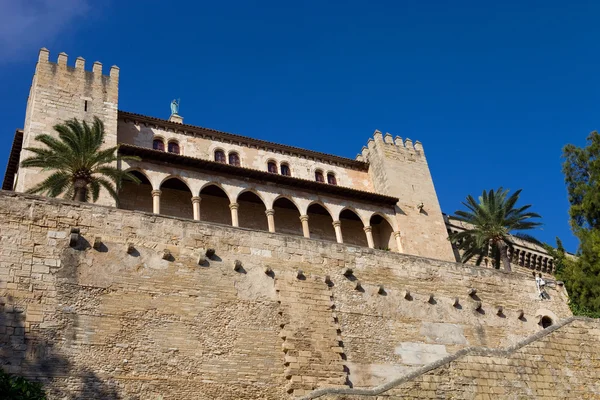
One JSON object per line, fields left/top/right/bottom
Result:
{"left": 0, "top": 283, "right": 121, "bottom": 398}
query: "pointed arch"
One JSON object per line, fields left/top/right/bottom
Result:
{"left": 200, "top": 183, "right": 231, "bottom": 225}
{"left": 370, "top": 212, "right": 395, "bottom": 251}
{"left": 159, "top": 175, "right": 191, "bottom": 191}
{"left": 119, "top": 169, "right": 153, "bottom": 213}
{"left": 237, "top": 190, "right": 268, "bottom": 231}
{"left": 307, "top": 202, "right": 336, "bottom": 242}
{"left": 339, "top": 208, "right": 368, "bottom": 247}
{"left": 273, "top": 196, "right": 303, "bottom": 236}
{"left": 235, "top": 188, "right": 267, "bottom": 205}
{"left": 160, "top": 177, "right": 193, "bottom": 219}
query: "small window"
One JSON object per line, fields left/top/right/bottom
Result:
{"left": 327, "top": 173, "right": 337, "bottom": 185}
{"left": 315, "top": 170, "right": 325, "bottom": 182}
{"left": 541, "top": 316, "right": 553, "bottom": 329}
{"left": 280, "top": 163, "right": 291, "bottom": 176}
{"left": 229, "top": 152, "right": 240, "bottom": 166}
{"left": 168, "top": 141, "right": 180, "bottom": 154}
{"left": 153, "top": 138, "right": 164, "bottom": 151}
{"left": 268, "top": 161, "right": 278, "bottom": 174}
{"left": 214, "top": 150, "right": 226, "bottom": 163}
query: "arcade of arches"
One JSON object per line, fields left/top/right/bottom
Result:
{"left": 119, "top": 172, "right": 402, "bottom": 252}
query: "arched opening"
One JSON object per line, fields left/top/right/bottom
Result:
{"left": 167, "top": 141, "right": 180, "bottom": 154}
{"left": 228, "top": 152, "right": 240, "bottom": 167}
{"left": 200, "top": 184, "right": 231, "bottom": 225}
{"left": 371, "top": 214, "right": 395, "bottom": 251}
{"left": 268, "top": 161, "right": 278, "bottom": 174}
{"left": 327, "top": 172, "right": 337, "bottom": 185}
{"left": 315, "top": 170, "right": 325, "bottom": 183}
{"left": 273, "top": 197, "right": 302, "bottom": 236}
{"left": 280, "top": 163, "right": 291, "bottom": 176}
{"left": 339, "top": 209, "right": 367, "bottom": 247}
{"left": 237, "top": 191, "right": 268, "bottom": 231}
{"left": 541, "top": 316, "right": 553, "bottom": 329}
{"left": 160, "top": 178, "right": 193, "bottom": 219}
{"left": 307, "top": 203, "right": 336, "bottom": 242}
{"left": 214, "top": 150, "right": 226, "bottom": 163}
{"left": 153, "top": 138, "right": 164, "bottom": 151}
{"left": 119, "top": 171, "right": 153, "bottom": 213}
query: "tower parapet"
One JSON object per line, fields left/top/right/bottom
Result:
{"left": 360, "top": 129, "right": 454, "bottom": 261}
{"left": 15, "top": 48, "right": 120, "bottom": 206}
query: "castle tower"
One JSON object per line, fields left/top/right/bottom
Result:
{"left": 360, "top": 130, "right": 455, "bottom": 261}
{"left": 14, "top": 48, "right": 120, "bottom": 206}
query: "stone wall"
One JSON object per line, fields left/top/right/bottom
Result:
{"left": 0, "top": 192, "right": 573, "bottom": 399}
{"left": 310, "top": 317, "right": 600, "bottom": 399}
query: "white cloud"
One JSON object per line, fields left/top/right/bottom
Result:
{"left": 0, "top": 0, "right": 91, "bottom": 60}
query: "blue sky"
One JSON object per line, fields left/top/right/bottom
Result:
{"left": 1, "top": 0, "right": 598, "bottom": 253}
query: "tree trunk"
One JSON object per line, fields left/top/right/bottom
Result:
{"left": 73, "top": 179, "right": 88, "bottom": 202}
{"left": 496, "top": 240, "right": 511, "bottom": 272}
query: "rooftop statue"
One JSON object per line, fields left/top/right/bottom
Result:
{"left": 170, "top": 98, "right": 180, "bottom": 116}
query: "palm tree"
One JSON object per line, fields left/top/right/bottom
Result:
{"left": 449, "top": 188, "right": 542, "bottom": 272}
{"left": 21, "top": 117, "right": 140, "bottom": 203}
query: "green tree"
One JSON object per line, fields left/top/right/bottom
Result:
{"left": 21, "top": 117, "right": 140, "bottom": 203}
{"left": 558, "top": 131, "right": 600, "bottom": 314}
{"left": 0, "top": 369, "right": 47, "bottom": 400}
{"left": 449, "top": 188, "right": 542, "bottom": 272}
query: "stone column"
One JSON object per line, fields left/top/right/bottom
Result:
{"left": 363, "top": 226, "right": 374, "bottom": 249}
{"left": 229, "top": 202, "right": 239, "bottom": 227}
{"left": 265, "top": 209, "right": 276, "bottom": 233}
{"left": 299, "top": 215, "right": 310, "bottom": 238}
{"left": 151, "top": 190, "right": 161, "bottom": 214}
{"left": 394, "top": 231, "right": 403, "bottom": 253}
{"left": 191, "top": 196, "right": 201, "bottom": 221}
{"left": 332, "top": 221, "right": 343, "bottom": 244}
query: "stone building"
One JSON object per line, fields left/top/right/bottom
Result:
{"left": 1, "top": 49, "right": 595, "bottom": 399}
{"left": 3, "top": 48, "right": 458, "bottom": 262}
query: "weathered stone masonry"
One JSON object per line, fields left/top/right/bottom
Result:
{"left": 0, "top": 192, "right": 579, "bottom": 399}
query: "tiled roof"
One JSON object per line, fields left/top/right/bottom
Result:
{"left": 118, "top": 111, "right": 369, "bottom": 170}
{"left": 118, "top": 144, "right": 398, "bottom": 206}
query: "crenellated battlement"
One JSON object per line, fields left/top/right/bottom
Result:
{"left": 356, "top": 129, "right": 425, "bottom": 162}
{"left": 37, "top": 47, "right": 119, "bottom": 79}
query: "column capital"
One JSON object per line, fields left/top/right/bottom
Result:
{"left": 151, "top": 190, "right": 162, "bottom": 197}
{"left": 363, "top": 225, "right": 372, "bottom": 233}
{"left": 265, "top": 209, "right": 275, "bottom": 217}
{"left": 299, "top": 215, "right": 309, "bottom": 222}
{"left": 229, "top": 202, "right": 239, "bottom": 210}
{"left": 191, "top": 196, "right": 201, "bottom": 204}
{"left": 393, "top": 230, "right": 402, "bottom": 238}
{"left": 332, "top": 220, "right": 341, "bottom": 228}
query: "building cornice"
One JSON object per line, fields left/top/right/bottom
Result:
{"left": 2, "top": 130, "right": 23, "bottom": 191}
{"left": 118, "top": 144, "right": 398, "bottom": 206}
{"left": 118, "top": 111, "right": 369, "bottom": 171}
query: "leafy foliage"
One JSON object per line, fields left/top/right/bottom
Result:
{"left": 0, "top": 369, "right": 47, "bottom": 399}
{"left": 449, "top": 188, "right": 542, "bottom": 271}
{"left": 556, "top": 131, "right": 600, "bottom": 315}
{"left": 20, "top": 117, "right": 140, "bottom": 203}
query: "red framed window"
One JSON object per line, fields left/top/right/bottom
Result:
{"left": 280, "top": 164, "right": 291, "bottom": 176}
{"left": 167, "top": 141, "right": 180, "bottom": 154}
{"left": 153, "top": 139, "right": 164, "bottom": 151}
{"left": 268, "top": 161, "right": 278, "bottom": 174}
{"left": 215, "top": 150, "right": 226, "bottom": 163}
{"left": 315, "top": 170, "right": 325, "bottom": 182}
{"left": 228, "top": 152, "right": 240, "bottom": 166}
{"left": 327, "top": 173, "right": 337, "bottom": 185}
